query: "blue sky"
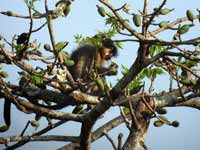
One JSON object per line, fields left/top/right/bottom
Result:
{"left": 0, "top": 0, "right": 200, "bottom": 150}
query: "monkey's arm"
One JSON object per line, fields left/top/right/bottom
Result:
{"left": 71, "top": 56, "right": 85, "bottom": 80}
{"left": 97, "top": 61, "right": 118, "bottom": 76}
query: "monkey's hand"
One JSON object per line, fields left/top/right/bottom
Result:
{"left": 109, "top": 62, "right": 118, "bottom": 75}
{"left": 101, "top": 62, "right": 118, "bottom": 76}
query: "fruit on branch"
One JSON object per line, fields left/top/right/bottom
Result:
{"left": 177, "top": 24, "right": 192, "bottom": 34}
{"left": 160, "top": 8, "right": 174, "bottom": 15}
{"left": 158, "top": 21, "right": 169, "bottom": 28}
{"left": 186, "top": 10, "right": 194, "bottom": 23}
{"left": 156, "top": 108, "right": 167, "bottom": 115}
{"left": 60, "top": 51, "right": 75, "bottom": 67}
{"left": 6, "top": 11, "right": 13, "bottom": 16}
{"left": 133, "top": 14, "right": 142, "bottom": 27}
{"left": 31, "top": 120, "right": 40, "bottom": 127}
{"left": 97, "top": 5, "right": 106, "bottom": 17}
{"left": 44, "top": 44, "right": 51, "bottom": 51}
{"left": 171, "top": 120, "right": 180, "bottom": 127}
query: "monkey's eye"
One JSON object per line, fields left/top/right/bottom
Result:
{"left": 104, "top": 54, "right": 112, "bottom": 60}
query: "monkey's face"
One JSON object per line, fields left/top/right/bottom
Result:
{"left": 101, "top": 47, "right": 113, "bottom": 60}
{"left": 102, "top": 38, "right": 118, "bottom": 58}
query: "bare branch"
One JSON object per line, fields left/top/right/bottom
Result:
{"left": 0, "top": 135, "right": 78, "bottom": 144}
{"left": 103, "top": 131, "right": 117, "bottom": 150}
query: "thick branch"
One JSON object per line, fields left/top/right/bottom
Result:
{"left": 0, "top": 135, "right": 78, "bottom": 144}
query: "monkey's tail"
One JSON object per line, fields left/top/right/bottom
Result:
{"left": 0, "top": 99, "right": 11, "bottom": 132}
{"left": 28, "top": 93, "right": 76, "bottom": 110}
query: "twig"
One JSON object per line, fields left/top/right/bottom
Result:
{"left": 148, "top": 76, "right": 155, "bottom": 93}
{"left": 119, "top": 107, "right": 131, "bottom": 130}
{"left": 103, "top": 131, "right": 117, "bottom": 150}
{"left": 45, "top": 0, "right": 57, "bottom": 74}
{"left": 166, "top": 58, "right": 200, "bottom": 78}
{"left": 114, "top": 3, "right": 127, "bottom": 12}
{"left": 20, "top": 121, "right": 30, "bottom": 136}
{"left": 142, "top": 0, "right": 148, "bottom": 36}
{"left": 141, "top": 94, "right": 170, "bottom": 125}
{"left": 0, "top": 10, "right": 57, "bottom": 19}
{"left": 0, "top": 77, "right": 27, "bottom": 113}
{"left": 128, "top": 98, "right": 140, "bottom": 130}
{"left": 27, "top": 6, "right": 33, "bottom": 47}
{"left": 99, "top": 0, "right": 145, "bottom": 40}
{"left": 6, "top": 120, "right": 67, "bottom": 149}
{"left": 117, "top": 133, "right": 123, "bottom": 150}
{"left": 0, "top": 135, "right": 79, "bottom": 144}
{"left": 32, "top": 22, "right": 47, "bottom": 33}
{"left": 174, "top": 69, "right": 186, "bottom": 101}
{"left": 147, "top": 0, "right": 167, "bottom": 29}
{"left": 150, "top": 14, "right": 200, "bottom": 36}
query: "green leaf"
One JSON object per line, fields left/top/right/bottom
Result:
{"left": 149, "top": 45, "right": 165, "bottom": 57}
{"left": 149, "top": 46, "right": 156, "bottom": 57}
{"left": 31, "top": 75, "right": 43, "bottom": 86}
{"left": 16, "top": 44, "right": 25, "bottom": 52}
{"left": 55, "top": 41, "right": 68, "bottom": 53}
{"left": 105, "top": 14, "right": 124, "bottom": 30}
{"left": 96, "top": 77, "right": 105, "bottom": 93}
{"left": 121, "top": 64, "right": 129, "bottom": 75}
{"left": 152, "top": 68, "right": 165, "bottom": 77}
{"left": 18, "top": 71, "right": 29, "bottom": 78}
{"left": 72, "top": 105, "right": 84, "bottom": 114}
{"left": 0, "top": 71, "right": 8, "bottom": 78}
{"left": 74, "top": 34, "right": 84, "bottom": 44}
{"left": 0, "top": 35, "right": 3, "bottom": 41}
{"left": 122, "top": 107, "right": 130, "bottom": 115}
{"left": 74, "top": 30, "right": 118, "bottom": 49}
{"left": 140, "top": 68, "right": 152, "bottom": 79}
{"left": 177, "top": 56, "right": 182, "bottom": 62}
{"left": 183, "top": 60, "right": 197, "bottom": 67}
{"left": 0, "top": 55, "right": 5, "bottom": 61}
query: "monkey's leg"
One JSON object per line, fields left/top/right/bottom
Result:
{"left": 0, "top": 98, "right": 11, "bottom": 132}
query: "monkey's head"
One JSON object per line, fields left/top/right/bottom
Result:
{"left": 17, "top": 33, "right": 29, "bottom": 45}
{"left": 100, "top": 38, "right": 118, "bottom": 60}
